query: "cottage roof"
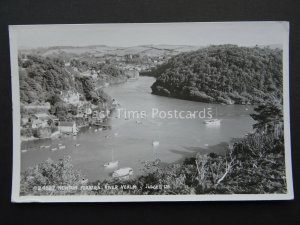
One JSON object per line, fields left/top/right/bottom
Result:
{"left": 35, "top": 113, "right": 49, "bottom": 117}
{"left": 59, "top": 121, "right": 75, "bottom": 127}
{"left": 32, "top": 113, "right": 50, "bottom": 120}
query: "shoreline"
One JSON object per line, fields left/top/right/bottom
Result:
{"left": 21, "top": 136, "right": 40, "bottom": 142}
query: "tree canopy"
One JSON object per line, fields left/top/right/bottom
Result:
{"left": 151, "top": 45, "right": 283, "bottom": 104}
{"left": 18, "top": 55, "right": 112, "bottom": 106}
{"left": 19, "top": 55, "right": 76, "bottom": 104}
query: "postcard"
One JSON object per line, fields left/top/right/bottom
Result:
{"left": 9, "top": 22, "right": 293, "bottom": 202}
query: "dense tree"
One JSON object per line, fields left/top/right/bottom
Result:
{"left": 18, "top": 54, "right": 113, "bottom": 107}
{"left": 20, "top": 156, "right": 85, "bottom": 195}
{"left": 151, "top": 45, "right": 283, "bottom": 104}
{"left": 19, "top": 55, "right": 75, "bottom": 104}
{"left": 250, "top": 100, "right": 283, "bottom": 137}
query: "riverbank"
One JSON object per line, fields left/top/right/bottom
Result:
{"left": 20, "top": 76, "right": 256, "bottom": 182}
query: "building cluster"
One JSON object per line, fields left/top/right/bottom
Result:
{"left": 65, "top": 52, "right": 171, "bottom": 82}
{"left": 60, "top": 90, "right": 82, "bottom": 105}
{"left": 20, "top": 98, "right": 110, "bottom": 138}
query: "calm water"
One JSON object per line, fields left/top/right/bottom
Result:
{"left": 21, "top": 77, "right": 255, "bottom": 181}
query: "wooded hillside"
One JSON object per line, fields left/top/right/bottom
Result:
{"left": 151, "top": 45, "right": 283, "bottom": 104}
{"left": 18, "top": 55, "right": 112, "bottom": 105}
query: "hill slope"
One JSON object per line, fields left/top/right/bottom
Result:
{"left": 20, "top": 45, "right": 200, "bottom": 59}
{"left": 151, "top": 45, "right": 283, "bottom": 104}
{"left": 18, "top": 55, "right": 112, "bottom": 105}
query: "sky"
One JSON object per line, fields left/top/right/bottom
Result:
{"left": 11, "top": 22, "right": 288, "bottom": 49}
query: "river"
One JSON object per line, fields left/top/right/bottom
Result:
{"left": 21, "top": 77, "right": 255, "bottom": 181}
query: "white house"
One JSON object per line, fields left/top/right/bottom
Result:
{"left": 61, "top": 91, "right": 80, "bottom": 105}
{"left": 58, "top": 121, "right": 77, "bottom": 134}
{"left": 31, "top": 119, "right": 48, "bottom": 129}
{"left": 29, "top": 113, "right": 52, "bottom": 128}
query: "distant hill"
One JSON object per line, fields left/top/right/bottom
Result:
{"left": 151, "top": 45, "right": 283, "bottom": 104}
{"left": 19, "top": 45, "right": 201, "bottom": 60}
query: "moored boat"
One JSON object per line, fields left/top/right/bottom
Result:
{"left": 204, "top": 107, "right": 221, "bottom": 126}
{"left": 204, "top": 118, "right": 221, "bottom": 125}
{"left": 104, "top": 149, "right": 119, "bottom": 168}
{"left": 104, "top": 160, "right": 119, "bottom": 168}
{"left": 112, "top": 167, "right": 133, "bottom": 178}
{"left": 152, "top": 140, "right": 160, "bottom": 147}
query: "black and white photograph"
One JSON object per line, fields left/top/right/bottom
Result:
{"left": 9, "top": 22, "right": 293, "bottom": 202}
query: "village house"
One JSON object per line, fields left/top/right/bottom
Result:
{"left": 28, "top": 113, "right": 59, "bottom": 128}
{"left": 80, "top": 69, "right": 97, "bottom": 79}
{"left": 58, "top": 121, "right": 78, "bottom": 134}
{"left": 91, "top": 70, "right": 98, "bottom": 79}
{"left": 124, "top": 68, "right": 139, "bottom": 79}
{"left": 76, "top": 102, "right": 92, "bottom": 117}
{"left": 21, "top": 116, "right": 30, "bottom": 126}
{"left": 60, "top": 91, "right": 81, "bottom": 105}
{"left": 29, "top": 113, "right": 50, "bottom": 128}
{"left": 23, "top": 102, "right": 51, "bottom": 110}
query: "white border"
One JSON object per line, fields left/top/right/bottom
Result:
{"left": 9, "top": 22, "right": 294, "bottom": 203}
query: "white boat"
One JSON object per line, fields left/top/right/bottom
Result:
{"left": 75, "top": 143, "right": 80, "bottom": 147}
{"left": 204, "top": 107, "right": 221, "bottom": 125}
{"left": 94, "top": 129, "right": 98, "bottom": 132}
{"left": 152, "top": 140, "right": 160, "bottom": 147}
{"left": 112, "top": 167, "right": 133, "bottom": 178}
{"left": 51, "top": 148, "right": 58, "bottom": 151}
{"left": 104, "top": 161, "right": 119, "bottom": 168}
{"left": 204, "top": 118, "right": 221, "bottom": 125}
{"left": 44, "top": 145, "right": 51, "bottom": 149}
{"left": 58, "top": 145, "right": 66, "bottom": 149}
{"left": 104, "top": 149, "right": 119, "bottom": 168}
{"left": 21, "top": 149, "right": 28, "bottom": 153}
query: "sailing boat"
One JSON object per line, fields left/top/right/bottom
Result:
{"left": 204, "top": 107, "right": 221, "bottom": 125}
{"left": 152, "top": 137, "right": 160, "bottom": 148}
{"left": 104, "top": 148, "right": 119, "bottom": 168}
